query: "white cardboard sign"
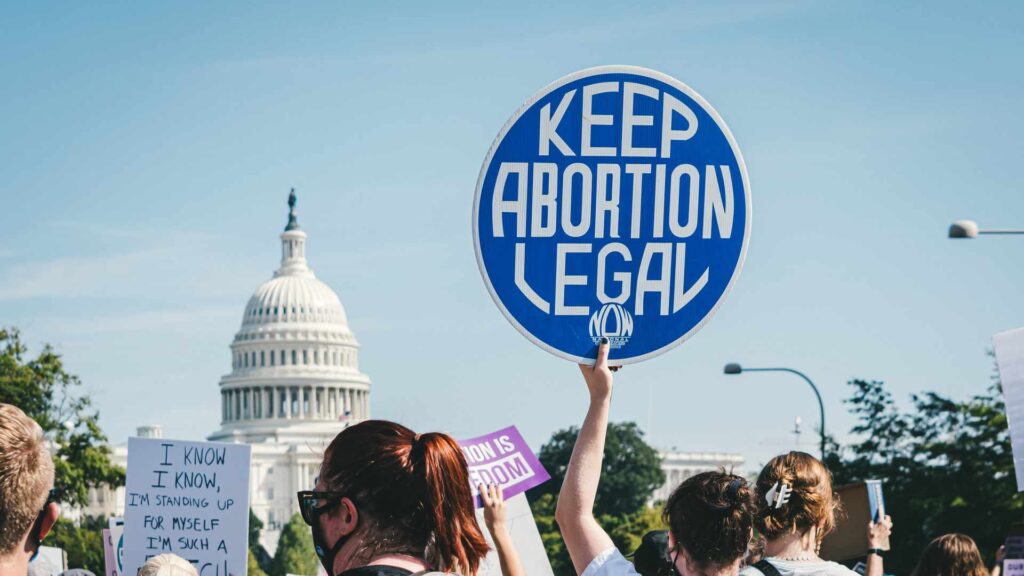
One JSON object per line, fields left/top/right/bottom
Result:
{"left": 994, "top": 328, "right": 1024, "bottom": 491}
{"left": 475, "top": 493, "right": 553, "bottom": 576}
{"left": 123, "top": 437, "right": 251, "bottom": 576}
{"left": 1004, "top": 559, "right": 1024, "bottom": 576}
{"left": 29, "top": 546, "right": 66, "bottom": 576}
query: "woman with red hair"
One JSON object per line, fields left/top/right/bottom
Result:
{"left": 299, "top": 420, "right": 490, "bottom": 576}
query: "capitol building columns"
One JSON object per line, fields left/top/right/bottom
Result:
{"left": 217, "top": 384, "right": 371, "bottom": 423}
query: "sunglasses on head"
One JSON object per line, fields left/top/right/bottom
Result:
{"left": 296, "top": 490, "right": 352, "bottom": 526}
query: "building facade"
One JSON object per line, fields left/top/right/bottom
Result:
{"left": 651, "top": 450, "right": 746, "bottom": 503}
{"left": 84, "top": 192, "right": 372, "bottom": 552}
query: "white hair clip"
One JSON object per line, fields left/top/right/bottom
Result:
{"left": 765, "top": 481, "right": 792, "bottom": 509}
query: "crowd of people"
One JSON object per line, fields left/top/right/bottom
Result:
{"left": 0, "top": 341, "right": 1008, "bottom": 576}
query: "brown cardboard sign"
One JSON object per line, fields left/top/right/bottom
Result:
{"left": 820, "top": 481, "right": 888, "bottom": 562}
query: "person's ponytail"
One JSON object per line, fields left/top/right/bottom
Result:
{"left": 319, "top": 421, "right": 490, "bottom": 575}
{"left": 415, "top": 432, "right": 490, "bottom": 575}
{"left": 754, "top": 451, "right": 839, "bottom": 540}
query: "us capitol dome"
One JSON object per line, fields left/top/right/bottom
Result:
{"left": 83, "top": 190, "right": 372, "bottom": 551}
{"left": 209, "top": 189, "right": 371, "bottom": 443}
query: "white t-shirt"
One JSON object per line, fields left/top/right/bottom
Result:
{"left": 740, "top": 558, "right": 860, "bottom": 576}
{"left": 581, "top": 547, "right": 641, "bottom": 576}
{"left": 579, "top": 548, "right": 859, "bottom": 576}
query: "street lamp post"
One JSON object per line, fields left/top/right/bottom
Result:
{"left": 724, "top": 363, "right": 827, "bottom": 460}
{"left": 949, "top": 220, "right": 1024, "bottom": 238}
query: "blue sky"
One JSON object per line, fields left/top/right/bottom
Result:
{"left": 2, "top": 1, "right": 1023, "bottom": 471}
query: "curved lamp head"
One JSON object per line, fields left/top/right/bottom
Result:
{"left": 949, "top": 220, "right": 979, "bottom": 239}
{"left": 723, "top": 363, "right": 743, "bottom": 375}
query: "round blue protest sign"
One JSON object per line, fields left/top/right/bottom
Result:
{"left": 473, "top": 66, "right": 751, "bottom": 364}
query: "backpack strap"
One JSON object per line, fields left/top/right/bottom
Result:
{"left": 752, "top": 559, "right": 783, "bottom": 576}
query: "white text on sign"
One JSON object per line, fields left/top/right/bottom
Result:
{"left": 491, "top": 82, "right": 735, "bottom": 317}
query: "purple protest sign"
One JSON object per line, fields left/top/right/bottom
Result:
{"left": 459, "top": 425, "right": 550, "bottom": 508}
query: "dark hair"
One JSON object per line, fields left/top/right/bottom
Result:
{"left": 911, "top": 534, "right": 988, "bottom": 576}
{"left": 754, "top": 451, "right": 839, "bottom": 540}
{"left": 319, "top": 420, "right": 490, "bottom": 575}
{"left": 662, "top": 471, "right": 754, "bottom": 569}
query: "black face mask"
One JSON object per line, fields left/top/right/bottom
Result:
{"left": 670, "top": 549, "right": 684, "bottom": 576}
{"left": 309, "top": 518, "right": 350, "bottom": 573}
{"left": 311, "top": 515, "right": 351, "bottom": 576}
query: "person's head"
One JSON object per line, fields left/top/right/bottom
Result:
{"left": 0, "top": 403, "right": 58, "bottom": 568}
{"left": 911, "top": 533, "right": 988, "bottom": 576}
{"left": 304, "top": 420, "right": 489, "bottom": 576}
{"left": 662, "top": 471, "right": 755, "bottom": 576}
{"left": 138, "top": 554, "right": 198, "bottom": 576}
{"left": 754, "top": 451, "right": 838, "bottom": 544}
{"left": 630, "top": 530, "right": 672, "bottom": 576}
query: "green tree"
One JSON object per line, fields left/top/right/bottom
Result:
{"left": 530, "top": 422, "right": 665, "bottom": 518}
{"left": 530, "top": 494, "right": 573, "bottom": 576}
{"left": 604, "top": 505, "right": 668, "bottom": 555}
{"left": 248, "top": 549, "right": 268, "bottom": 576}
{"left": 48, "top": 516, "right": 106, "bottom": 573}
{"left": 827, "top": 375, "right": 1023, "bottom": 575}
{"left": 249, "top": 508, "right": 273, "bottom": 574}
{"left": 250, "top": 508, "right": 264, "bottom": 549}
{"left": 0, "top": 327, "right": 124, "bottom": 507}
{"left": 271, "top": 513, "right": 318, "bottom": 576}
{"left": 529, "top": 422, "right": 666, "bottom": 576}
